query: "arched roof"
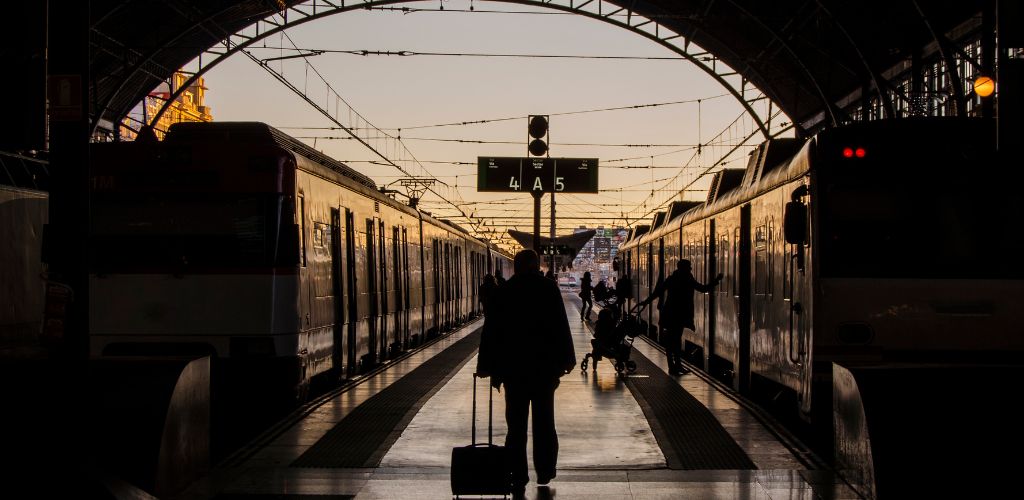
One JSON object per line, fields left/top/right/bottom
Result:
{"left": 88, "top": 0, "right": 988, "bottom": 135}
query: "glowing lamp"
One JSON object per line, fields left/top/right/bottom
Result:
{"left": 974, "top": 76, "right": 995, "bottom": 98}
{"left": 842, "top": 147, "right": 854, "bottom": 158}
{"left": 855, "top": 147, "right": 866, "bottom": 158}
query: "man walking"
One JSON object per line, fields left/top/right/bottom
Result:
{"left": 477, "top": 249, "right": 576, "bottom": 496}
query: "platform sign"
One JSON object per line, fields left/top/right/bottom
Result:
{"left": 539, "top": 244, "right": 574, "bottom": 256}
{"left": 554, "top": 158, "right": 598, "bottom": 193}
{"left": 477, "top": 157, "right": 598, "bottom": 193}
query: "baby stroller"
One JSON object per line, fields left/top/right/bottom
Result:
{"left": 580, "top": 303, "right": 645, "bottom": 374}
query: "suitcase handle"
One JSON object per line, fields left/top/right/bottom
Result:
{"left": 471, "top": 372, "right": 494, "bottom": 445}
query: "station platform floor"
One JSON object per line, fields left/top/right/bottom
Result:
{"left": 178, "top": 293, "right": 862, "bottom": 499}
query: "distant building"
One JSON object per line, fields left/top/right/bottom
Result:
{"left": 120, "top": 71, "right": 213, "bottom": 140}
{"left": 572, "top": 225, "right": 627, "bottom": 280}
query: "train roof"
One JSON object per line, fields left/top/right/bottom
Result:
{"left": 621, "top": 225, "right": 650, "bottom": 249}
{"left": 165, "top": 122, "right": 378, "bottom": 190}
{"left": 650, "top": 211, "right": 668, "bottom": 231}
{"left": 706, "top": 169, "right": 746, "bottom": 205}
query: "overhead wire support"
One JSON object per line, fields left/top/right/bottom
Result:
{"left": 238, "top": 33, "right": 482, "bottom": 233}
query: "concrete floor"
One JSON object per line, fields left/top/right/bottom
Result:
{"left": 179, "top": 293, "right": 861, "bottom": 499}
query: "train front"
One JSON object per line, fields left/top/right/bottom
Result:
{"left": 807, "top": 117, "right": 1024, "bottom": 499}
{"left": 88, "top": 126, "right": 304, "bottom": 395}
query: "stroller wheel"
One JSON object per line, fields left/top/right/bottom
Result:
{"left": 614, "top": 361, "right": 625, "bottom": 373}
{"left": 580, "top": 357, "right": 589, "bottom": 372}
{"left": 626, "top": 360, "right": 637, "bottom": 373}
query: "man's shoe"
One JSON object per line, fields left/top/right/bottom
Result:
{"left": 537, "top": 472, "right": 555, "bottom": 485}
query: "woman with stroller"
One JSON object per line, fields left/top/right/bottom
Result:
{"left": 639, "top": 259, "right": 723, "bottom": 375}
{"left": 579, "top": 271, "right": 594, "bottom": 321}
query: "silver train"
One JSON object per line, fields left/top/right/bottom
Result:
{"left": 89, "top": 122, "right": 510, "bottom": 399}
{"left": 618, "top": 118, "right": 1024, "bottom": 429}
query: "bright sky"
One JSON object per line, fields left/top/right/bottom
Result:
{"left": 198, "top": 2, "right": 783, "bottom": 248}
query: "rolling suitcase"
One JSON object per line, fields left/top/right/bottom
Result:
{"left": 451, "top": 373, "right": 512, "bottom": 497}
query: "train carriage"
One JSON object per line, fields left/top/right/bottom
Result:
{"left": 619, "top": 118, "right": 1024, "bottom": 432}
{"left": 90, "top": 122, "right": 509, "bottom": 402}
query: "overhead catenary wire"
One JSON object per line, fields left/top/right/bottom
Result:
{"left": 274, "top": 94, "right": 730, "bottom": 132}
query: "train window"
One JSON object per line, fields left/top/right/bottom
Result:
{"left": 298, "top": 195, "right": 307, "bottom": 267}
{"left": 720, "top": 234, "right": 729, "bottom": 295}
{"left": 313, "top": 222, "right": 329, "bottom": 249}
{"left": 754, "top": 223, "right": 768, "bottom": 297}
{"left": 732, "top": 228, "right": 740, "bottom": 296}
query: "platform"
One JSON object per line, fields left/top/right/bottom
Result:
{"left": 177, "top": 293, "right": 861, "bottom": 499}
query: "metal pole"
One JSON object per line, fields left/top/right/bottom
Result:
{"left": 532, "top": 190, "right": 542, "bottom": 253}
{"left": 550, "top": 191, "right": 556, "bottom": 276}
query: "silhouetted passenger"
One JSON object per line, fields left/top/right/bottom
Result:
{"left": 614, "top": 274, "right": 633, "bottom": 316}
{"left": 579, "top": 272, "right": 593, "bottom": 321}
{"left": 476, "top": 249, "right": 576, "bottom": 494}
{"left": 479, "top": 274, "right": 498, "bottom": 316}
{"left": 593, "top": 280, "right": 610, "bottom": 303}
{"left": 639, "top": 260, "right": 722, "bottom": 375}
{"left": 495, "top": 269, "right": 507, "bottom": 287}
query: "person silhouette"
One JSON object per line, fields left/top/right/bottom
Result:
{"left": 579, "top": 271, "right": 593, "bottom": 321}
{"left": 476, "top": 249, "right": 576, "bottom": 495}
{"left": 478, "top": 274, "right": 498, "bottom": 317}
{"left": 614, "top": 273, "right": 633, "bottom": 317}
{"left": 639, "top": 259, "right": 722, "bottom": 375}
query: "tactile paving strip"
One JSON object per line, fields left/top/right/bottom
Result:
{"left": 624, "top": 351, "right": 757, "bottom": 470}
{"left": 291, "top": 328, "right": 481, "bottom": 468}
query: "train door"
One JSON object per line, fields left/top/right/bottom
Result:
{"left": 330, "top": 208, "right": 345, "bottom": 377}
{"left": 365, "top": 218, "right": 379, "bottom": 366}
{"left": 377, "top": 220, "right": 389, "bottom": 360}
{"left": 444, "top": 242, "right": 452, "bottom": 329}
{"left": 738, "top": 205, "right": 752, "bottom": 393}
{"left": 646, "top": 242, "right": 655, "bottom": 336}
{"left": 298, "top": 194, "right": 310, "bottom": 334}
{"left": 391, "top": 226, "right": 404, "bottom": 353}
{"left": 455, "top": 246, "right": 463, "bottom": 323}
{"left": 785, "top": 187, "right": 811, "bottom": 415}
{"left": 432, "top": 239, "right": 441, "bottom": 336}
{"left": 655, "top": 238, "right": 666, "bottom": 340}
{"left": 705, "top": 220, "right": 717, "bottom": 372}
{"left": 401, "top": 227, "right": 410, "bottom": 349}
{"left": 344, "top": 209, "right": 358, "bottom": 377}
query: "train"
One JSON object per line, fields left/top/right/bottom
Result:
{"left": 89, "top": 122, "right": 510, "bottom": 401}
{"left": 617, "top": 117, "right": 1024, "bottom": 434}
{"left": 0, "top": 182, "right": 48, "bottom": 357}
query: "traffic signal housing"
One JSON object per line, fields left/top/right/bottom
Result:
{"left": 528, "top": 115, "right": 548, "bottom": 157}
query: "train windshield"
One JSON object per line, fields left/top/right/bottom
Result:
{"left": 817, "top": 145, "right": 1023, "bottom": 280}
{"left": 91, "top": 193, "right": 294, "bottom": 270}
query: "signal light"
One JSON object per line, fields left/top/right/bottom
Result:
{"left": 528, "top": 115, "right": 549, "bottom": 157}
{"left": 842, "top": 147, "right": 867, "bottom": 158}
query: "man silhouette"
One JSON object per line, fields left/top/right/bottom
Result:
{"left": 639, "top": 259, "right": 722, "bottom": 375}
{"left": 477, "top": 249, "right": 576, "bottom": 495}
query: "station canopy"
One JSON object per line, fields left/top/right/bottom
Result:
{"left": 508, "top": 229, "right": 597, "bottom": 258}
{"left": 84, "top": 1, "right": 992, "bottom": 137}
